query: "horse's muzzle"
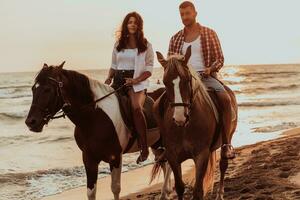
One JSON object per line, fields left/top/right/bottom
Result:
{"left": 25, "top": 117, "right": 44, "bottom": 132}
{"left": 173, "top": 117, "right": 189, "bottom": 127}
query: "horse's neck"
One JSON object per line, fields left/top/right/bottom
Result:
{"left": 88, "top": 78, "right": 115, "bottom": 98}
{"left": 192, "top": 78, "right": 219, "bottom": 122}
{"left": 64, "top": 77, "right": 111, "bottom": 127}
{"left": 192, "top": 77, "right": 210, "bottom": 107}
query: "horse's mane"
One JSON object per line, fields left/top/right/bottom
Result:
{"left": 166, "top": 55, "right": 219, "bottom": 122}
{"left": 62, "top": 70, "right": 95, "bottom": 104}
{"left": 188, "top": 66, "right": 219, "bottom": 122}
{"left": 35, "top": 66, "right": 95, "bottom": 105}
{"left": 88, "top": 77, "right": 115, "bottom": 100}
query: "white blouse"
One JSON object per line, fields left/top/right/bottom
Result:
{"left": 111, "top": 48, "right": 136, "bottom": 70}
{"left": 111, "top": 42, "right": 154, "bottom": 92}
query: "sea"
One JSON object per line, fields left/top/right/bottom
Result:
{"left": 0, "top": 64, "right": 299, "bottom": 199}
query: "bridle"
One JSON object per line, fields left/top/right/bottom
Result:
{"left": 31, "top": 76, "right": 126, "bottom": 124}
{"left": 169, "top": 75, "right": 194, "bottom": 108}
{"left": 31, "top": 76, "right": 72, "bottom": 124}
{"left": 168, "top": 71, "right": 200, "bottom": 124}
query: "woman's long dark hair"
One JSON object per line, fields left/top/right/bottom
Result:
{"left": 116, "top": 12, "right": 148, "bottom": 54}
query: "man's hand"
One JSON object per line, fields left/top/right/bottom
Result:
{"left": 125, "top": 78, "right": 139, "bottom": 86}
{"left": 104, "top": 77, "right": 112, "bottom": 85}
{"left": 203, "top": 67, "right": 212, "bottom": 77}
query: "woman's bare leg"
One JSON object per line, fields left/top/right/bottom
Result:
{"left": 128, "top": 89, "right": 149, "bottom": 163}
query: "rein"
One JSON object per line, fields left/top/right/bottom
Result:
{"left": 45, "top": 77, "right": 126, "bottom": 121}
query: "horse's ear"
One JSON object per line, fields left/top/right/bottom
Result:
{"left": 183, "top": 45, "right": 192, "bottom": 66}
{"left": 156, "top": 51, "right": 167, "bottom": 68}
{"left": 43, "top": 63, "right": 48, "bottom": 68}
{"left": 58, "top": 61, "right": 66, "bottom": 69}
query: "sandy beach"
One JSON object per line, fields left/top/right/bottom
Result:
{"left": 43, "top": 127, "right": 300, "bottom": 200}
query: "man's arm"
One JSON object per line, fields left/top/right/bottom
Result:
{"left": 210, "top": 30, "right": 224, "bottom": 73}
{"left": 167, "top": 36, "right": 175, "bottom": 57}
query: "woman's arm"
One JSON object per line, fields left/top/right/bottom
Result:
{"left": 105, "top": 68, "right": 116, "bottom": 84}
{"left": 105, "top": 44, "right": 118, "bottom": 85}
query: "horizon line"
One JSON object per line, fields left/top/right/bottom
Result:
{"left": 1, "top": 62, "right": 299, "bottom": 74}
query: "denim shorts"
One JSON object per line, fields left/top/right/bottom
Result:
{"left": 196, "top": 72, "right": 225, "bottom": 92}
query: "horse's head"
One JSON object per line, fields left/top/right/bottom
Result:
{"left": 25, "top": 61, "right": 70, "bottom": 132}
{"left": 156, "top": 46, "right": 194, "bottom": 127}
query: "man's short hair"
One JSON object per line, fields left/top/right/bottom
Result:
{"left": 179, "top": 1, "right": 196, "bottom": 11}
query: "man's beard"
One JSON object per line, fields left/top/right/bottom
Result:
{"left": 183, "top": 19, "right": 196, "bottom": 27}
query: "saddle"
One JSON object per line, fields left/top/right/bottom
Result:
{"left": 115, "top": 91, "right": 158, "bottom": 135}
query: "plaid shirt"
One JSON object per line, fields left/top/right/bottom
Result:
{"left": 168, "top": 23, "right": 224, "bottom": 76}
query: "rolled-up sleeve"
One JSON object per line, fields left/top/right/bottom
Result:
{"left": 145, "top": 43, "right": 154, "bottom": 73}
{"left": 210, "top": 30, "right": 224, "bottom": 72}
{"left": 167, "top": 36, "right": 175, "bottom": 57}
{"left": 111, "top": 44, "right": 118, "bottom": 69}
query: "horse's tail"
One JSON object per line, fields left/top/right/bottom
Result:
{"left": 149, "top": 161, "right": 164, "bottom": 184}
{"left": 203, "top": 150, "right": 217, "bottom": 196}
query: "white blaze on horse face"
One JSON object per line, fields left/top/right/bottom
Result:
{"left": 87, "top": 183, "right": 97, "bottom": 200}
{"left": 172, "top": 76, "right": 186, "bottom": 124}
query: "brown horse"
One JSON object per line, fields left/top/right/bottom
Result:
{"left": 25, "top": 62, "right": 167, "bottom": 200}
{"left": 152, "top": 46, "right": 238, "bottom": 200}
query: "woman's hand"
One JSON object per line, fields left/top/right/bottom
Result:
{"left": 125, "top": 78, "right": 139, "bottom": 86}
{"left": 104, "top": 77, "right": 112, "bottom": 85}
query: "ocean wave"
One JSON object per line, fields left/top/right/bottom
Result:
{"left": 0, "top": 135, "right": 31, "bottom": 147}
{"left": 0, "top": 85, "right": 31, "bottom": 90}
{"left": 0, "top": 94, "right": 32, "bottom": 99}
{"left": 252, "top": 122, "right": 299, "bottom": 133}
{"left": 0, "top": 111, "right": 28, "bottom": 120}
{"left": 223, "top": 78, "right": 299, "bottom": 85}
{"left": 233, "top": 84, "right": 299, "bottom": 94}
{"left": 38, "top": 136, "right": 73, "bottom": 144}
{"left": 0, "top": 86, "right": 31, "bottom": 99}
{"left": 238, "top": 101, "right": 300, "bottom": 107}
{"left": 236, "top": 71, "right": 299, "bottom": 77}
{"left": 0, "top": 158, "right": 153, "bottom": 200}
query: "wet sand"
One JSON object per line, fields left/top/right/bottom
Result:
{"left": 43, "top": 127, "right": 300, "bottom": 200}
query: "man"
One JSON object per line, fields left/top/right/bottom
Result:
{"left": 168, "top": 1, "right": 235, "bottom": 159}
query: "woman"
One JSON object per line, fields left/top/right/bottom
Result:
{"left": 105, "top": 12, "right": 154, "bottom": 164}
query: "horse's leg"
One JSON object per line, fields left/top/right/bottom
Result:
{"left": 151, "top": 147, "right": 172, "bottom": 199}
{"left": 110, "top": 154, "right": 122, "bottom": 200}
{"left": 216, "top": 158, "right": 228, "bottom": 200}
{"left": 83, "top": 153, "right": 99, "bottom": 200}
{"left": 160, "top": 162, "right": 172, "bottom": 200}
{"left": 165, "top": 162, "right": 173, "bottom": 195}
{"left": 168, "top": 160, "right": 184, "bottom": 200}
{"left": 193, "top": 150, "right": 210, "bottom": 200}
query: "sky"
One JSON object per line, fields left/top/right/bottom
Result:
{"left": 0, "top": 0, "right": 299, "bottom": 73}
